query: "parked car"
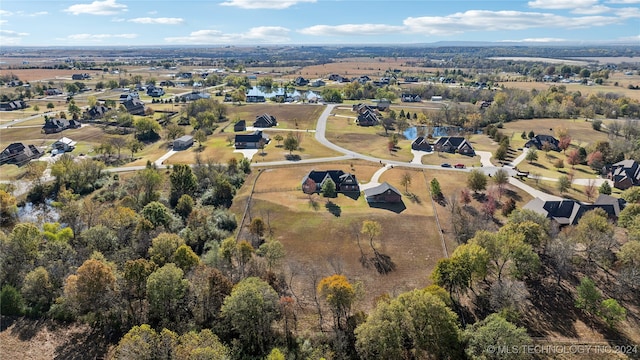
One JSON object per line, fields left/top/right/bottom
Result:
{"left": 441, "top": 163, "right": 451, "bottom": 168}
{"left": 454, "top": 163, "right": 465, "bottom": 169}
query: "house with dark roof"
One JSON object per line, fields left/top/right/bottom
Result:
{"left": 404, "top": 76, "right": 419, "bottom": 83}
{"left": 147, "top": 87, "right": 165, "bottom": 97}
{"left": 235, "top": 130, "right": 269, "bottom": 149}
{"left": 71, "top": 73, "right": 90, "bottom": 80}
{"left": 173, "top": 135, "right": 194, "bottom": 150}
{"left": 433, "top": 136, "right": 474, "bottom": 155}
{"left": 234, "top": 120, "right": 246, "bottom": 132}
{"left": 411, "top": 136, "right": 432, "bottom": 152}
{"left": 119, "top": 92, "right": 139, "bottom": 103}
{"left": 0, "top": 143, "right": 43, "bottom": 166}
{"left": 123, "top": 99, "right": 146, "bottom": 115}
{"left": 45, "top": 88, "right": 62, "bottom": 96}
{"left": 364, "top": 182, "right": 402, "bottom": 203}
{"left": 328, "top": 74, "right": 349, "bottom": 82}
{"left": 609, "top": 159, "right": 640, "bottom": 190}
{"left": 401, "top": 94, "right": 421, "bottom": 102}
{"left": 356, "top": 110, "right": 379, "bottom": 127}
{"left": 294, "top": 77, "right": 309, "bottom": 86}
{"left": 353, "top": 103, "right": 376, "bottom": 115}
{"left": 523, "top": 194, "right": 626, "bottom": 226}
{"left": 183, "top": 91, "right": 210, "bottom": 101}
{"left": 301, "top": 170, "right": 359, "bottom": 194}
{"left": 253, "top": 114, "right": 277, "bottom": 128}
{"left": 85, "top": 104, "right": 110, "bottom": 119}
{"left": 42, "top": 118, "right": 81, "bottom": 134}
{"left": 0, "top": 100, "right": 28, "bottom": 111}
{"left": 524, "top": 134, "right": 560, "bottom": 151}
{"left": 246, "top": 95, "right": 266, "bottom": 103}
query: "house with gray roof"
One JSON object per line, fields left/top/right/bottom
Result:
{"left": 523, "top": 194, "right": 626, "bottom": 226}
{"left": 301, "top": 170, "right": 359, "bottom": 194}
{"left": 609, "top": 159, "right": 640, "bottom": 190}
{"left": 524, "top": 134, "right": 559, "bottom": 151}
{"left": 364, "top": 182, "right": 402, "bottom": 203}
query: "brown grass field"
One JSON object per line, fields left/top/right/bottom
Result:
{"left": 230, "top": 163, "right": 444, "bottom": 311}
{"left": 226, "top": 103, "right": 324, "bottom": 130}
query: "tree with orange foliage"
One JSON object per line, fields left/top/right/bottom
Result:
{"left": 318, "top": 274, "right": 356, "bottom": 331}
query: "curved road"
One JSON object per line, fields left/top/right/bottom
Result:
{"left": 7, "top": 103, "right": 608, "bottom": 202}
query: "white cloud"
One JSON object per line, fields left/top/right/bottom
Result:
{"left": 148, "top": 10, "right": 158, "bottom": 15}
{"left": 129, "top": 17, "right": 184, "bottom": 25}
{"left": 528, "top": 0, "right": 598, "bottom": 9}
{"left": 220, "top": 0, "right": 316, "bottom": 9}
{"left": 0, "top": 10, "right": 13, "bottom": 16}
{"left": 65, "top": 33, "right": 137, "bottom": 40}
{"left": 607, "top": 0, "right": 640, "bottom": 3}
{"left": 614, "top": 6, "right": 640, "bottom": 17}
{"left": 403, "top": 10, "right": 623, "bottom": 35}
{"left": 0, "top": 29, "right": 29, "bottom": 45}
{"left": 299, "top": 24, "right": 406, "bottom": 36}
{"left": 64, "top": 0, "right": 128, "bottom": 15}
{"left": 165, "top": 26, "right": 290, "bottom": 44}
{"left": 0, "top": 20, "right": 6, "bottom": 25}
{"left": 499, "top": 37, "right": 567, "bottom": 42}
{"left": 571, "top": 5, "right": 611, "bottom": 14}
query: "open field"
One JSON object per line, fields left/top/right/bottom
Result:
{"left": 297, "top": 57, "right": 439, "bottom": 79}
{"left": 232, "top": 163, "right": 443, "bottom": 311}
{"left": 500, "top": 80, "right": 640, "bottom": 102}
{"left": 500, "top": 118, "right": 611, "bottom": 148}
{"left": 226, "top": 103, "right": 324, "bottom": 130}
{"left": 325, "top": 114, "right": 414, "bottom": 162}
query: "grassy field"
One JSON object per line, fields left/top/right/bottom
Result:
{"left": 226, "top": 103, "right": 324, "bottom": 130}
{"left": 325, "top": 114, "right": 414, "bottom": 162}
{"left": 231, "top": 164, "right": 444, "bottom": 311}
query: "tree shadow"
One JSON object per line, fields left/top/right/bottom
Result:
{"left": 325, "top": 200, "right": 341, "bottom": 217}
{"left": 285, "top": 154, "right": 301, "bottom": 161}
{"left": 54, "top": 328, "right": 111, "bottom": 360}
{"left": 371, "top": 252, "right": 396, "bottom": 275}
{"left": 504, "top": 189, "right": 522, "bottom": 202}
{"left": 367, "top": 201, "right": 407, "bottom": 214}
{"left": 406, "top": 192, "right": 422, "bottom": 204}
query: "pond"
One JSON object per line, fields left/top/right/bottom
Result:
{"left": 246, "top": 86, "right": 321, "bottom": 100}
{"left": 18, "top": 200, "right": 60, "bottom": 224}
{"left": 403, "top": 126, "right": 466, "bottom": 141}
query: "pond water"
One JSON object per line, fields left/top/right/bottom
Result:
{"left": 246, "top": 86, "right": 321, "bottom": 100}
{"left": 18, "top": 200, "right": 59, "bottom": 224}
{"left": 403, "top": 126, "right": 465, "bottom": 140}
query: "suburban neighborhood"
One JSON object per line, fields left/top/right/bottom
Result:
{"left": 0, "top": 44, "right": 639, "bottom": 360}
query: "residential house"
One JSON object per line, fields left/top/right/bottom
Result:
{"left": 294, "top": 77, "right": 309, "bottom": 86}
{"left": 224, "top": 94, "right": 234, "bottom": 102}
{"left": 253, "top": 113, "right": 277, "bottom": 128}
{"left": 411, "top": 136, "right": 432, "bottom": 152}
{"left": 71, "top": 73, "right": 90, "bottom": 80}
{"left": 356, "top": 110, "right": 379, "bottom": 127}
{"left": 182, "top": 91, "right": 210, "bottom": 101}
{"left": 84, "top": 104, "right": 110, "bottom": 119}
{"left": 401, "top": 94, "right": 421, "bottom": 102}
{"left": 0, "top": 143, "right": 43, "bottom": 166}
{"left": 353, "top": 103, "right": 376, "bottom": 115}
{"left": 235, "top": 130, "right": 269, "bottom": 149}
{"left": 45, "top": 88, "right": 62, "bottom": 96}
{"left": 234, "top": 120, "right": 246, "bottom": 132}
{"left": 523, "top": 195, "right": 626, "bottom": 226}
{"left": 609, "top": 159, "right": 640, "bottom": 190}
{"left": 524, "top": 134, "right": 560, "bottom": 151}
{"left": 159, "top": 80, "right": 175, "bottom": 87}
{"left": 147, "top": 87, "right": 165, "bottom": 97}
{"left": 301, "top": 170, "right": 359, "bottom": 194}
{"left": 433, "top": 136, "right": 475, "bottom": 155}
{"left": 431, "top": 96, "right": 443, "bottom": 101}
{"left": 0, "top": 100, "right": 28, "bottom": 111}
{"left": 42, "top": 118, "right": 81, "bottom": 134}
{"left": 173, "top": 135, "right": 194, "bottom": 150}
{"left": 364, "top": 182, "right": 402, "bottom": 203}
{"left": 311, "top": 79, "right": 326, "bottom": 87}
{"left": 119, "top": 91, "right": 139, "bottom": 103}
{"left": 246, "top": 95, "right": 266, "bottom": 103}
{"left": 478, "top": 100, "right": 492, "bottom": 110}
{"left": 404, "top": 76, "right": 419, "bottom": 83}
{"left": 356, "top": 75, "right": 370, "bottom": 84}
{"left": 328, "top": 74, "right": 349, "bottom": 82}
{"left": 51, "top": 137, "right": 77, "bottom": 153}
{"left": 123, "top": 99, "right": 146, "bottom": 116}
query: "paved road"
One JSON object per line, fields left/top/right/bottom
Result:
{"left": 0, "top": 111, "right": 56, "bottom": 129}
{"left": 5, "top": 103, "right": 606, "bottom": 202}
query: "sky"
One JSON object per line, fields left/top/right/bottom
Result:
{"left": 0, "top": 0, "right": 639, "bottom": 46}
